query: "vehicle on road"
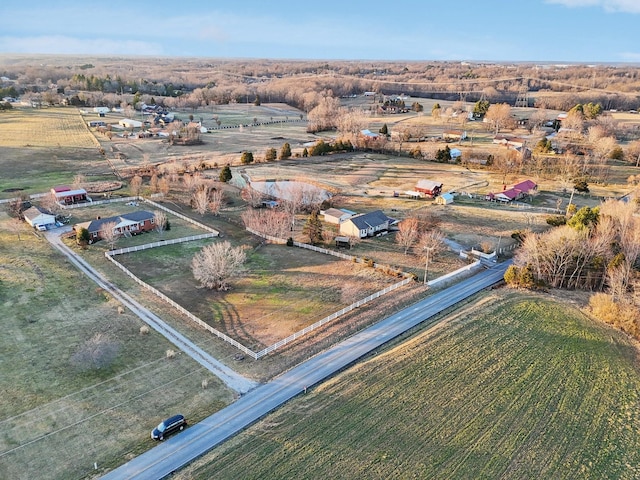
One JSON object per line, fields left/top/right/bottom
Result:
{"left": 151, "top": 414, "right": 186, "bottom": 441}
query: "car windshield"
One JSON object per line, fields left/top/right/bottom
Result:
{"left": 156, "top": 422, "right": 166, "bottom": 433}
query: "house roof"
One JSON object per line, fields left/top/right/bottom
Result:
{"left": 347, "top": 210, "right": 389, "bottom": 230}
{"left": 496, "top": 188, "right": 519, "bottom": 200}
{"left": 416, "top": 179, "right": 443, "bottom": 191}
{"left": 76, "top": 210, "right": 154, "bottom": 233}
{"left": 440, "top": 192, "right": 455, "bottom": 201}
{"left": 54, "top": 188, "right": 87, "bottom": 198}
{"left": 51, "top": 185, "right": 71, "bottom": 193}
{"left": 323, "top": 208, "right": 350, "bottom": 219}
{"left": 23, "top": 206, "right": 55, "bottom": 222}
{"left": 513, "top": 179, "right": 537, "bottom": 192}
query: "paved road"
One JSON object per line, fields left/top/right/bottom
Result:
{"left": 45, "top": 229, "right": 257, "bottom": 394}
{"left": 101, "top": 261, "right": 510, "bottom": 480}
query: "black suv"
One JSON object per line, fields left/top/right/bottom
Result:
{"left": 151, "top": 414, "right": 186, "bottom": 441}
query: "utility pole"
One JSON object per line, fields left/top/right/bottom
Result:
{"left": 423, "top": 246, "right": 434, "bottom": 286}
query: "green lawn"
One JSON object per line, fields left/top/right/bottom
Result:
{"left": 176, "top": 292, "right": 640, "bottom": 480}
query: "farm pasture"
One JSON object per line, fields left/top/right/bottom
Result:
{"left": 0, "top": 213, "right": 234, "bottom": 480}
{"left": 116, "top": 242, "right": 401, "bottom": 350}
{"left": 175, "top": 291, "right": 640, "bottom": 480}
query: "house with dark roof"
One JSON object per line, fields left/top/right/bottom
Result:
{"left": 339, "top": 210, "right": 391, "bottom": 238}
{"left": 73, "top": 210, "right": 156, "bottom": 243}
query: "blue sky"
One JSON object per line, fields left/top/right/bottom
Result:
{"left": 0, "top": 0, "right": 639, "bottom": 63}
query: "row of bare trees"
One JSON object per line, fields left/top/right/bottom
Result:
{"left": 512, "top": 200, "right": 640, "bottom": 293}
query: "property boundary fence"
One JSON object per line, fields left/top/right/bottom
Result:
{"left": 103, "top": 224, "right": 415, "bottom": 359}
{"left": 104, "top": 249, "right": 258, "bottom": 359}
{"left": 108, "top": 233, "right": 217, "bottom": 256}
{"left": 144, "top": 199, "right": 219, "bottom": 235}
{"left": 254, "top": 277, "right": 412, "bottom": 358}
{"left": 59, "top": 196, "right": 139, "bottom": 210}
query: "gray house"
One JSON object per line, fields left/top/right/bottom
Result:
{"left": 339, "top": 210, "right": 390, "bottom": 238}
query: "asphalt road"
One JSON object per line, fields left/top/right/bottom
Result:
{"left": 101, "top": 260, "right": 510, "bottom": 480}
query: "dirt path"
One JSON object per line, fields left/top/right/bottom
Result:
{"left": 45, "top": 228, "right": 258, "bottom": 394}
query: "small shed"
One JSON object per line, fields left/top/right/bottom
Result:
{"left": 435, "top": 192, "right": 454, "bottom": 205}
{"left": 335, "top": 236, "right": 351, "bottom": 248}
{"left": 450, "top": 148, "right": 462, "bottom": 159}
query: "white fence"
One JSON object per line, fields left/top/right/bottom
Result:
{"left": 254, "top": 277, "right": 412, "bottom": 358}
{"left": 144, "top": 199, "right": 219, "bottom": 235}
{"left": 108, "top": 233, "right": 217, "bottom": 256}
{"left": 104, "top": 250, "right": 259, "bottom": 359}
{"left": 426, "top": 260, "right": 482, "bottom": 288}
{"left": 60, "top": 196, "right": 139, "bottom": 209}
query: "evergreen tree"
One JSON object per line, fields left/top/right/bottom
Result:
{"left": 302, "top": 147, "right": 308, "bottom": 157}
{"left": 279, "top": 142, "right": 291, "bottom": 160}
{"left": 265, "top": 148, "right": 277, "bottom": 162}
{"left": 76, "top": 227, "right": 90, "bottom": 246}
{"left": 302, "top": 209, "right": 323, "bottom": 244}
{"left": 379, "top": 123, "right": 388, "bottom": 136}
{"left": 219, "top": 165, "right": 232, "bottom": 182}
{"left": 240, "top": 151, "right": 254, "bottom": 164}
{"left": 254, "top": 94, "right": 261, "bottom": 106}
{"left": 473, "top": 100, "right": 490, "bottom": 116}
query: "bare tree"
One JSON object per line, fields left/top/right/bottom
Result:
{"left": 484, "top": 103, "right": 514, "bottom": 135}
{"left": 72, "top": 174, "right": 86, "bottom": 190}
{"left": 208, "top": 189, "right": 224, "bottom": 216}
{"left": 70, "top": 333, "right": 120, "bottom": 372}
{"left": 241, "top": 185, "right": 265, "bottom": 208}
{"left": 41, "top": 191, "right": 63, "bottom": 216}
{"left": 154, "top": 210, "right": 168, "bottom": 235}
{"left": 100, "top": 221, "right": 120, "bottom": 250}
{"left": 417, "top": 230, "right": 446, "bottom": 284}
{"left": 129, "top": 175, "right": 143, "bottom": 197}
{"left": 241, "top": 208, "right": 291, "bottom": 238}
{"left": 192, "top": 186, "right": 210, "bottom": 215}
{"left": 395, "top": 217, "right": 420, "bottom": 254}
{"left": 191, "top": 241, "right": 247, "bottom": 291}
{"left": 158, "top": 177, "right": 170, "bottom": 196}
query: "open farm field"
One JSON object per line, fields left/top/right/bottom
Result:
{"left": 117, "top": 241, "right": 400, "bottom": 350}
{"left": 0, "top": 213, "right": 234, "bottom": 480}
{"left": 176, "top": 291, "right": 640, "bottom": 480}
{"left": 0, "top": 107, "right": 98, "bottom": 149}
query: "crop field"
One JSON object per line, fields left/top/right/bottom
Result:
{"left": 0, "top": 213, "right": 234, "bottom": 480}
{"left": 176, "top": 291, "right": 640, "bottom": 480}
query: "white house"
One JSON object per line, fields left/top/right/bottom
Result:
{"left": 23, "top": 206, "right": 56, "bottom": 230}
{"left": 93, "top": 107, "right": 110, "bottom": 114}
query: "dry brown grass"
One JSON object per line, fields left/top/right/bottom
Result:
{"left": 0, "top": 107, "right": 99, "bottom": 148}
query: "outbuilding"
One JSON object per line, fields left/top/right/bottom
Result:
{"left": 23, "top": 206, "right": 56, "bottom": 230}
{"left": 435, "top": 192, "right": 454, "bottom": 205}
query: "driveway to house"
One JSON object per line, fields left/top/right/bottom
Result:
{"left": 101, "top": 261, "right": 510, "bottom": 480}
{"left": 44, "top": 228, "right": 257, "bottom": 395}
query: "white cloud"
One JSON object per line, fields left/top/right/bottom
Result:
{"left": 546, "top": 0, "right": 640, "bottom": 13}
{"left": 0, "top": 35, "right": 163, "bottom": 56}
{"left": 618, "top": 51, "right": 640, "bottom": 61}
